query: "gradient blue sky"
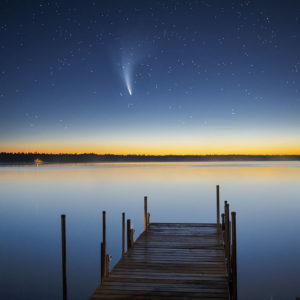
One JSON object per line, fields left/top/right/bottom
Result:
{"left": 1, "top": 0, "right": 300, "bottom": 154}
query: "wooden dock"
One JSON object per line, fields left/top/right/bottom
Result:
{"left": 87, "top": 186, "right": 237, "bottom": 299}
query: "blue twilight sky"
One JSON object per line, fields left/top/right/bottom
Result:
{"left": 0, "top": 0, "right": 300, "bottom": 154}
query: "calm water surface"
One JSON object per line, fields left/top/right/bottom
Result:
{"left": 0, "top": 162, "right": 299, "bottom": 300}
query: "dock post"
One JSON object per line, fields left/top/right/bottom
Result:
{"left": 231, "top": 212, "right": 237, "bottom": 300}
{"left": 127, "top": 219, "right": 131, "bottom": 251}
{"left": 147, "top": 213, "right": 150, "bottom": 230}
{"left": 122, "top": 212, "right": 125, "bottom": 256}
{"left": 144, "top": 196, "right": 148, "bottom": 231}
{"left": 61, "top": 215, "right": 67, "bottom": 300}
{"left": 105, "top": 253, "right": 110, "bottom": 277}
{"left": 101, "top": 211, "right": 106, "bottom": 283}
{"left": 102, "top": 211, "right": 106, "bottom": 249}
{"left": 224, "top": 201, "right": 228, "bottom": 249}
{"left": 130, "top": 227, "right": 134, "bottom": 248}
{"left": 225, "top": 203, "right": 231, "bottom": 283}
{"left": 221, "top": 213, "right": 225, "bottom": 231}
{"left": 216, "top": 185, "right": 220, "bottom": 228}
{"left": 100, "top": 242, "right": 105, "bottom": 282}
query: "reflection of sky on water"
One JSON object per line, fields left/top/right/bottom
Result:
{"left": 0, "top": 162, "right": 299, "bottom": 299}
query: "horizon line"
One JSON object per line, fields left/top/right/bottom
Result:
{"left": 1, "top": 152, "right": 300, "bottom": 156}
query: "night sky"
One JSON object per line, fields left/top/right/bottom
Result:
{"left": 1, "top": 0, "right": 300, "bottom": 154}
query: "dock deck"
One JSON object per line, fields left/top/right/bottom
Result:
{"left": 88, "top": 187, "right": 237, "bottom": 300}
{"left": 90, "top": 223, "right": 230, "bottom": 299}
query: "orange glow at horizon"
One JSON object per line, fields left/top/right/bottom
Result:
{"left": 2, "top": 119, "right": 300, "bottom": 156}
{"left": 1, "top": 141, "right": 300, "bottom": 155}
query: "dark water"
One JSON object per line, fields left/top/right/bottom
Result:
{"left": 0, "top": 162, "right": 299, "bottom": 300}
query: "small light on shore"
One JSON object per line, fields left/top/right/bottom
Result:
{"left": 34, "top": 158, "right": 43, "bottom": 166}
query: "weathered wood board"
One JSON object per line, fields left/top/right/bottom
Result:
{"left": 90, "top": 223, "right": 229, "bottom": 299}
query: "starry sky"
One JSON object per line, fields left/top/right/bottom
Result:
{"left": 1, "top": 0, "right": 300, "bottom": 155}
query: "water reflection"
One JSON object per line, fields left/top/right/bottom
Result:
{"left": 0, "top": 162, "right": 299, "bottom": 299}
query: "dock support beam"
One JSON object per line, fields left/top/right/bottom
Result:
{"left": 144, "top": 196, "right": 148, "bottom": 231}
{"left": 130, "top": 227, "right": 134, "bottom": 248}
{"left": 127, "top": 219, "right": 131, "bottom": 250}
{"left": 147, "top": 213, "right": 150, "bottom": 229}
{"left": 127, "top": 218, "right": 134, "bottom": 251}
{"left": 122, "top": 212, "right": 125, "bottom": 256}
{"left": 231, "top": 212, "right": 237, "bottom": 300}
{"left": 224, "top": 201, "right": 228, "bottom": 248}
{"left": 61, "top": 214, "right": 67, "bottom": 300}
{"left": 221, "top": 213, "right": 225, "bottom": 231}
{"left": 225, "top": 202, "right": 231, "bottom": 282}
{"left": 103, "top": 211, "right": 106, "bottom": 249}
{"left": 101, "top": 211, "right": 106, "bottom": 283}
{"left": 216, "top": 185, "right": 220, "bottom": 227}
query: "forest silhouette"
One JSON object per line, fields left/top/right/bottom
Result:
{"left": 1, "top": 152, "right": 299, "bottom": 164}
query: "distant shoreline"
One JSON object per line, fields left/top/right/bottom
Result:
{"left": 1, "top": 152, "right": 300, "bottom": 164}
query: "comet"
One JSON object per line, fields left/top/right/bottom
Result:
{"left": 121, "top": 48, "right": 138, "bottom": 96}
{"left": 120, "top": 42, "right": 148, "bottom": 96}
{"left": 122, "top": 62, "right": 133, "bottom": 96}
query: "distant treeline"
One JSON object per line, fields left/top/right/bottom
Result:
{"left": 0, "top": 152, "right": 300, "bottom": 164}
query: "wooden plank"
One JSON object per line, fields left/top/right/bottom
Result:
{"left": 89, "top": 222, "right": 229, "bottom": 299}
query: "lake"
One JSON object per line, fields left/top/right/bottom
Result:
{"left": 0, "top": 162, "right": 299, "bottom": 300}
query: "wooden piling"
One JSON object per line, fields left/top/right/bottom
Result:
{"left": 127, "top": 219, "right": 131, "bottom": 251}
{"left": 105, "top": 254, "right": 110, "bottom": 277}
{"left": 231, "top": 212, "right": 237, "bottom": 300}
{"left": 225, "top": 203, "right": 231, "bottom": 282}
{"left": 147, "top": 213, "right": 150, "bottom": 230}
{"left": 144, "top": 196, "right": 148, "bottom": 231}
{"left": 102, "top": 211, "right": 106, "bottom": 249}
{"left": 216, "top": 185, "right": 220, "bottom": 227}
{"left": 100, "top": 242, "right": 105, "bottom": 283}
{"left": 101, "top": 211, "right": 106, "bottom": 283}
{"left": 122, "top": 212, "right": 125, "bottom": 256}
{"left": 130, "top": 228, "right": 134, "bottom": 248}
{"left": 221, "top": 213, "right": 225, "bottom": 231}
{"left": 224, "top": 201, "right": 228, "bottom": 250}
{"left": 61, "top": 214, "right": 67, "bottom": 300}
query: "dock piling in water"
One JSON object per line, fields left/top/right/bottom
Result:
{"left": 122, "top": 212, "right": 125, "bottom": 256}
{"left": 224, "top": 201, "right": 228, "bottom": 255}
{"left": 102, "top": 211, "right": 106, "bottom": 248}
{"left": 216, "top": 185, "right": 220, "bottom": 227}
{"left": 100, "top": 211, "right": 107, "bottom": 283}
{"left": 221, "top": 213, "right": 225, "bottom": 231}
{"left": 100, "top": 242, "right": 105, "bottom": 282}
{"left": 231, "top": 211, "right": 237, "bottom": 300}
{"left": 127, "top": 219, "right": 131, "bottom": 251}
{"left": 225, "top": 202, "right": 231, "bottom": 282}
{"left": 144, "top": 196, "right": 148, "bottom": 231}
{"left": 61, "top": 214, "right": 67, "bottom": 300}
{"left": 130, "top": 227, "right": 134, "bottom": 248}
{"left": 147, "top": 212, "right": 150, "bottom": 229}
